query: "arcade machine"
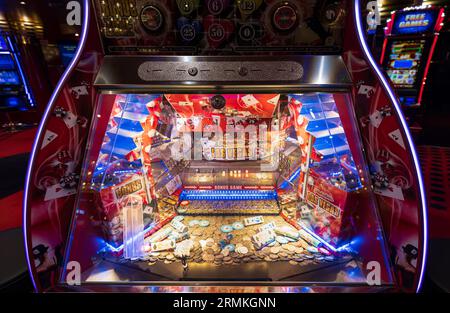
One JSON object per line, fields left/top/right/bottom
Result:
{"left": 380, "top": 5, "right": 445, "bottom": 131}
{"left": 24, "top": 0, "right": 427, "bottom": 293}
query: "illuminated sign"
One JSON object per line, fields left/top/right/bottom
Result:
{"left": 114, "top": 178, "right": 143, "bottom": 199}
{"left": 307, "top": 191, "right": 341, "bottom": 218}
{"left": 391, "top": 9, "right": 439, "bottom": 35}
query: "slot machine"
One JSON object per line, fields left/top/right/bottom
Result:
{"left": 380, "top": 5, "right": 445, "bottom": 108}
{"left": 24, "top": 0, "right": 427, "bottom": 293}
{"left": 0, "top": 34, "right": 34, "bottom": 111}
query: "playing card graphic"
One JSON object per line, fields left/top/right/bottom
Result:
{"left": 267, "top": 94, "right": 280, "bottom": 105}
{"left": 374, "top": 183, "right": 404, "bottom": 200}
{"left": 388, "top": 129, "right": 405, "bottom": 149}
{"left": 358, "top": 84, "right": 375, "bottom": 98}
{"left": 369, "top": 110, "right": 383, "bottom": 128}
{"left": 70, "top": 84, "right": 88, "bottom": 99}
{"left": 41, "top": 130, "right": 58, "bottom": 149}
{"left": 44, "top": 184, "right": 77, "bottom": 201}
{"left": 241, "top": 94, "right": 259, "bottom": 107}
{"left": 63, "top": 111, "right": 77, "bottom": 129}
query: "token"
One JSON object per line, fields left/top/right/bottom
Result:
{"left": 269, "top": 254, "right": 279, "bottom": 259}
{"left": 232, "top": 222, "right": 244, "bottom": 230}
{"left": 270, "top": 246, "right": 281, "bottom": 254}
{"left": 276, "top": 236, "right": 289, "bottom": 244}
{"left": 304, "top": 254, "right": 314, "bottom": 259}
{"left": 289, "top": 260, "right": 298, "bottom": 265}
{"left": 220, "top": 225, "right": 233, "bottom": 233}
{"left": 307, "top": 246, "right": 319, "bottom": 253}
{"left": 189, "top": 220, "right": 200, "bottom": 227}
{"left": 324, "top": 256, "right": 335, "bottom": 262}
{"left": 237, "top": 246, "right": 249, "bottom": 254}
{"left": 166, "top": 254, "right": 175, "bottom": 260}
{"left": 286, "top": 244, "right": 297, "bottom": 252}
{"left": 215, "top": 254, "right": 224, "bottom": 260}
{"left": 199, "top": 220, "right": 210, "bottom": 227}
{"left": 294, "top": 247, "right": 304, "bottom": 254}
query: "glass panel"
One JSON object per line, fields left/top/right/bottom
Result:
{"left": 64, "top": 92, "right": 394, "bottom": 287}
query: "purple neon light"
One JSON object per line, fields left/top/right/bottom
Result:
{"left": 22, "top": 0, "right": 90, "bottom": 292}
{"left": 354, "top": 0, "right": 428, "bottom": 293}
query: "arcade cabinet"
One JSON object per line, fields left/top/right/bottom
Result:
{"left": 24, "top": 0, "right": 427, "bottom": 293}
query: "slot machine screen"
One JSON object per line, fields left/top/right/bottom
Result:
{"left": 385, "top": 40, "right": 425, "bottom": 88}
{"left": 58, "top": 43, "right": 78, "bottom": 67}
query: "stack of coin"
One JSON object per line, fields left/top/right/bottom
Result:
{"left": 141, "top": 214, "right": 337, "bottom": 268}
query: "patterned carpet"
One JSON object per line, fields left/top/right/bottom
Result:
{"left": 417, "top": 146, "right": 450, "bottom": 238}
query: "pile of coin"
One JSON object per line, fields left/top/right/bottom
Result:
{"left": 143, "top": 215, "right": 336, "bottom": 267}
{"left": 177, "top": 200, "right": 280, "bottom": 215}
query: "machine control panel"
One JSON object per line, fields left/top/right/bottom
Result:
{"left": 137, "top": 60, "right": 303, "bottom": 81}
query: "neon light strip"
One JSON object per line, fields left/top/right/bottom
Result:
{"left": 22, "top": 0, "right": 90, "bottom": 292}
{"left": 104, "top": 222, "right": 157, "bottom": 252}
{"left": 354, "top": 0, "right": 428, "bottom": 293}
{"left": 417, "top": 35, "right": 439, "bottom": 105}
{"left": 5, "top": 36, "right": 34, "bottom": 106}
{"left": 297, "top": 224, "right": 337, "bottom": 252}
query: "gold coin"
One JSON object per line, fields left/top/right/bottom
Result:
{"left": 270, "top": 247, "right": 281, "bottom": 254}
{"left": 166, "top": 254, "right": 175, "bottom": 260}
{"left": 286, "top": 245, "right": 296, "bottom": 252}
{"left": 294, "top": 247, "right": 304, "bottom": 254}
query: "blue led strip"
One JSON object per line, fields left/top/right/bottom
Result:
{"left": 354, "top": 0, "right": 428, "bottom": 293}
{"left": 23, "top": 0, "right": 90, "bottom": 292}
{"left": 6, "top": 36, "right": 35, "bottom": 107}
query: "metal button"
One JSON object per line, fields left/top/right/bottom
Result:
{"left": 188, "top": 67, "right": 198, "bottom": 76}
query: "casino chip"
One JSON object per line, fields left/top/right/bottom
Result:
{"left": 59, "top": 173, "right": 79, "bottom": 189}
{"left": 220, "top": 225, "right": 233, "bottom": 233}
{"left": 53, "top": 107, "right": 67, "bottom": 118}
{"left": 232, "top": 222, "right": 244, "bottom": 230}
